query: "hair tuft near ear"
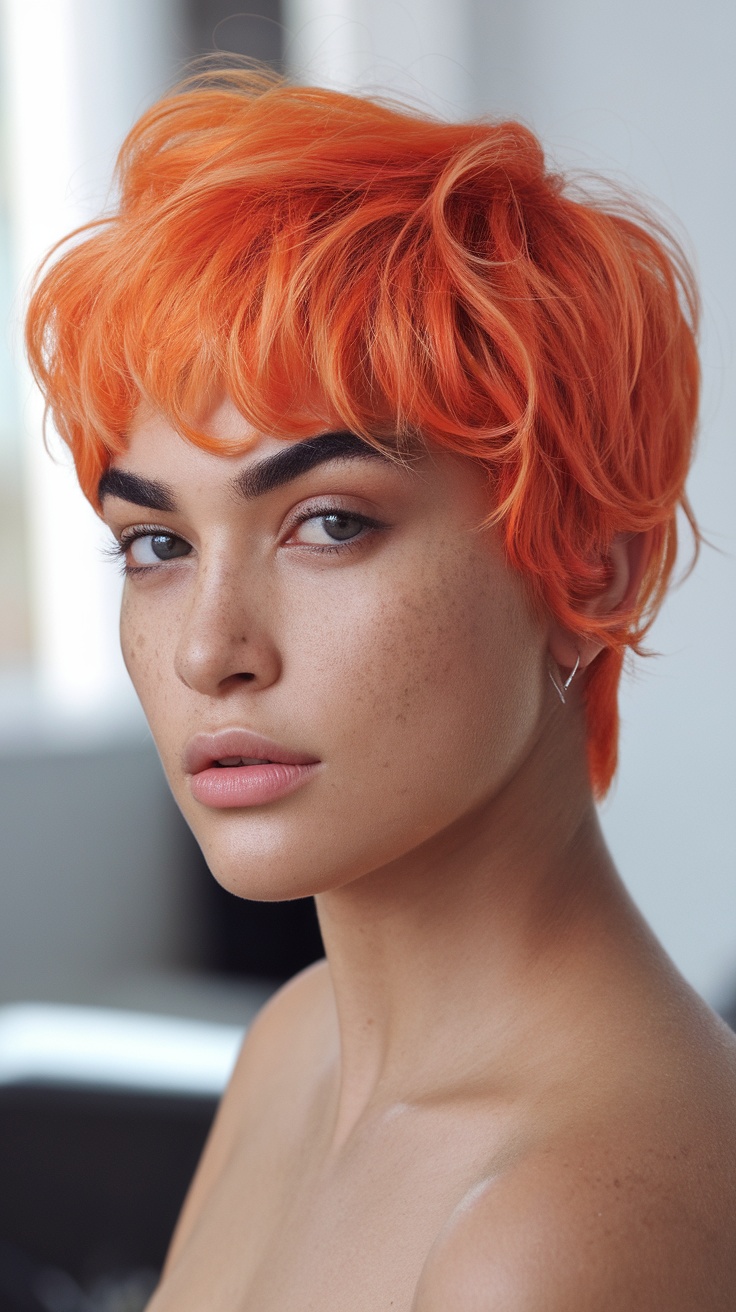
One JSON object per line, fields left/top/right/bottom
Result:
{"left": 584, "top": 649, "right": 624, "bottom": 800}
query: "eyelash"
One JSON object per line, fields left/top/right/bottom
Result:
{"left": 104, "top": 507, "right": 384, "bottom": 576}
{"left": 103, "top": 523, "right": 166, "bottom": 577}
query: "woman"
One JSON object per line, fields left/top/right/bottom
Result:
{"left": 26, "top": 68, "right": 736, "bottom": 1309}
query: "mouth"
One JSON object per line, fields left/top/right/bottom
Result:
{"left": 184, "top": 729, "right": 320, "bottom": 779}
{"left": 182, "top": 734, "right": 318, "bottom": 802}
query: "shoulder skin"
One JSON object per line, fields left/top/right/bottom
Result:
{"left": 161, "top": 957, "right": 332, "bottom": 1277}
{"left": 413, "top": 1120, "right": 736, "bottom": 1312}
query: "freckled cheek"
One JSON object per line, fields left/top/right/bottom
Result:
{"left": 292, "top": 560, "right": 494, "bottom": 755}
{"left": 119, "top": 593, "right": 140, "bottom": 681}
{"left": 119, "top": 591, "right": 174, "bottom": 709}
{"left": 295, "top": 547, "right": 543, "bottom": 803}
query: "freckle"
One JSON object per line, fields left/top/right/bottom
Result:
{"left": 613, "top": 1178, "right": 621, "bottom": 1188}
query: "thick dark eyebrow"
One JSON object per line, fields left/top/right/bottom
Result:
{"left": 98, "top": 431, "right": 393, "bottom": 512}
{"left": 231, "top": 430, "right": 393, "bottom": 501}
{"left": 98, "top": 468, "right": 177, "bottom": 512}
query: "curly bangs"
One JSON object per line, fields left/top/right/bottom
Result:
{"left": 24, "top": 67, "right": 701, "bottom": 796}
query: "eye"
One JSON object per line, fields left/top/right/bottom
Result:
{"left": 292, "top": 511, "right": 374, "bottom": 547}
{"left": 126, "top": 532, "right": 192, "bottom": 567}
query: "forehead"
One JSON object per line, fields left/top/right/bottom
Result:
{"left": 125, "top": 394, "right": 296, "bottom": 462}
{"left": 126, "top": 393, "right": 421, "bottom": 462}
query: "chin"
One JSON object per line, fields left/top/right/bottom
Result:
{"left": 180, "top": 790, "right": 440, "bottom": 904}
{"left": 182, "top": 806, "right": 362, "bottom": 902}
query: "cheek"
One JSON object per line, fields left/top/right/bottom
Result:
{"left": 120, "top": 588, "right": 175, "bottom": 731}
{"left": 293, "top": 539, "right": 544, "bottom": 815}
{"left": 120, "top": 589, "right": 142, "bottom": 682}
{"left": 120, "top": 590, "right": 150, "bottom": 689}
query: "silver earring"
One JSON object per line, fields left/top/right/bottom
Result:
{"left": 548, "top": 653, "right": 580, "bottom": 705}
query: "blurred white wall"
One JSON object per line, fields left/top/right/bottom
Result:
{"left": 284, "top": 0, "right": 736, "bottom": 1007}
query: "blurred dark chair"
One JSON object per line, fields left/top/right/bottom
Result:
{"left": 0, "top": 1006, "right": 240, "bottom": 1311}
{"left": 0, "top": 1084, "right": 214, "bottom": 1309}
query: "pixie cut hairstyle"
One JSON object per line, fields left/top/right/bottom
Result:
{"left": 26, "top": 68, "right": 700, "bottom": 797}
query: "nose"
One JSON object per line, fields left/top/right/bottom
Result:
{"left": 173, "top": 557, "right": 281, "bottom": 697}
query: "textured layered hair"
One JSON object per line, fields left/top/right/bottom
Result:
{"left": 25, "top": 68, "right": 700, "bottom": 796}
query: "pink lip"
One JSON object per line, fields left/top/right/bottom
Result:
{"left": 184, "top": 729, "right": 321, "bottom": 810}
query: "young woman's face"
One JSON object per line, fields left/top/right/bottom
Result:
{"left": 102, "top": 398, "right": 550, "bottom": 899}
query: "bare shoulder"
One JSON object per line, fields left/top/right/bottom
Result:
{"left": 415, "top": 1012, "right": 736, "bottom": 1312}
{"left": 222, "top": 954, "right": 334, "bottom": 1108}
{"left": 416, "top": 1133, "right": 736, "bottom": 1311}
{"left": 162, "top": 957, "right": 333, "bottom": 1274}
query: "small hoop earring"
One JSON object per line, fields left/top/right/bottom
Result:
{"left": 548, "top": 653, "right": 581, "bottom": 705}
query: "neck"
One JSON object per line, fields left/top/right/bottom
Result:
{"left": 314, "top": 711, "right": 650, "bottom": 1142}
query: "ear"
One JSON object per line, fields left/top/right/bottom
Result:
{"left": 548, "top": 531, "right": 653, "bottom": 675}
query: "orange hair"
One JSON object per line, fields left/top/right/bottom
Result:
{"left": 25, "top": 67, "right": 700, "bottom": 796}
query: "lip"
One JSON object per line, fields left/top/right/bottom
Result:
{"left": 183, "top": 729, "right": 321, "bottom": 810}
{"left": 184, "top": 729, "right": 320, "bottom": 776}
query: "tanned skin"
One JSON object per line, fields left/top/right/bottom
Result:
{"left": 100, "top": 397, "right": 736, "bottom": 1311}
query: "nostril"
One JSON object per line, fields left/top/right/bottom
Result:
{"left": 237, "top": 672, "right": 256, "bottom": 682}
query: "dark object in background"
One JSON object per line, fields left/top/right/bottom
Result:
{"left": 186, "top": 0, "right": 283, "bottom": 69}
{"left": 200, "top": 856, "right": 326, "bottom": 980}
{"left": 720, "top": 998, "right": 736, "bottom": 1032}
{"left": 0, "top": 1082, "right": 216, "bottom": 1303}
{"left": 0, "top": 1239, "right": 156, "bottom": 1312}
{"left": 180, "top": 813, "right": 325, "bottom": 982}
